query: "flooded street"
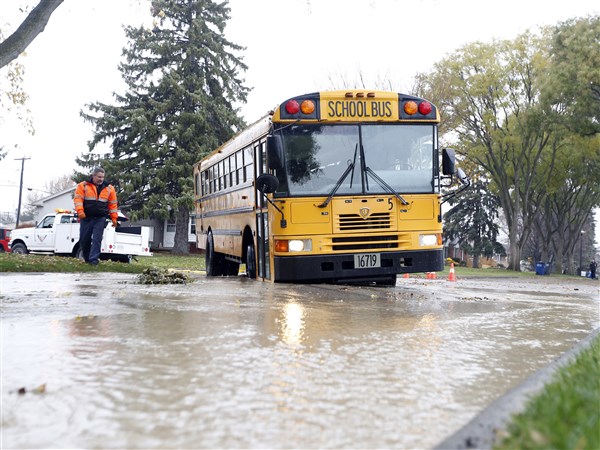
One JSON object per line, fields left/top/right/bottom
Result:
{"left": 1, "top": 273, "right": 598, "bottom": 449}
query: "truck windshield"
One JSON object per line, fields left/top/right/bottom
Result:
{"left": 277, "top": 124, "right": 435, "bottom": 196}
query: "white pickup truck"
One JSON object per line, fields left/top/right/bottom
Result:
{"left": 9, "top": 210, "right": 152, "bottom": 263}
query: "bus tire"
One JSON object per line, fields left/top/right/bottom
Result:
{"left": 246, "top": 241, "right": 256, "bottom": 279}
{"left": 226, "top": 260, "right": 240, "bottom": 276}
{"left": 376, "top": 275, "right": 397, "bottom": 287}
{"left": 206, "top": 231, "right": 225, "bottom": 276}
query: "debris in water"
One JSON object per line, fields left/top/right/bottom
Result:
{"left": 136, "top": 268, "right": 192, "bottom": 285}
{"left": 14, "top": 383, "right": 46, "bottom": 396}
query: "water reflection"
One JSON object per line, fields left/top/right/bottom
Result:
{"left": 280, "top": 302, "right": 306, "bottom": 346}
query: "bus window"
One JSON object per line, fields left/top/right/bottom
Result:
{"left": 361, "top": 124, "right": 435, "bottom": 193}
{"left": 280, "top": 124, "right": 362, "bottom": 196}
{"left": 229, "top": 155, "right": 235, "bottom": 187}
{"left": 194, "top": 173, "right": 200, "bottom": 196}
{"left": 236, "top": 151, "right": 243, "bottom": 184}
{"left": 243, "top": 146, "right": 253, "bottom": 183}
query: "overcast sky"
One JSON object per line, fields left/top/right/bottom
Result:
{"left": 0, "top": 0, "right": 598, "bottom": 242}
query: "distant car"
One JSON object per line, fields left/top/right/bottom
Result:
{"left": 0, "top": 228, "right": 11, "bottom": 252}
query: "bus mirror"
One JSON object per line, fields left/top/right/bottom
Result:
{"left": 442, "top": 148, "right": 456, "bottom": 176}
{"left": 267, "top": 135, "right": 284, "bottom": 170}
{"left": 256, "top": 174, "right": 279, "bottom": 194}
{"left": 256, "top": 173, "right": 287, "bottom": 228}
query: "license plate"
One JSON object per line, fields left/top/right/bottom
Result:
{"left": 354, "top": 253, "right": 381, "bottom": 269}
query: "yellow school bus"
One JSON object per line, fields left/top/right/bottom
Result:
{"left": 193, "top": 90, "right": 465, "bottom": 285}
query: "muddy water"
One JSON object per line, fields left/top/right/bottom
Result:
{"left": 1, "top": 273, "right": 598, "bottom": 449}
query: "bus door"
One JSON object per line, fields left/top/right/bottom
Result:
{"left": 254, "top": 140, "right": 271, "bottom": 280}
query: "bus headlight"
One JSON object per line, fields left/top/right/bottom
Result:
{"left": 275, "top": 239, "right": 312, "bottom": 252}
{"left": 419, "top": 234, "right": 439, "bottom": 247}
{"left": 289, "top": 239, "right": 312, "bottom": 252}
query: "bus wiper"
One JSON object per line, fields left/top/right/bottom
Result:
{"left": 318, "top": 144, "right": 358, "bottom": 209}
{"left": 349, "top": 143, "right": 358, "bottom": 188}
{"left": 364, "top": 166, "right": 409, "bottom": 205}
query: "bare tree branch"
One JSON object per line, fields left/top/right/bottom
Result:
{"left": 0, "top": 0, "right": 64, "bottom": 69}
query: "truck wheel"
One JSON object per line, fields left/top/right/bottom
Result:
{"left": 75, "top": 247, "right": 84, "bottom": 261}
{"left": 11, "top": 243, "right": 28, "bottom": 255}
{"left": 246, "top": 241, "right": 256, "bottom": 279}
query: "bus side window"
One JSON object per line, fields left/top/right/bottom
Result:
{"left": 244, "top": 146, "right": 253, "bottom": 183}
{"left": 260, "top": 141, "right": 267, "bottom": 174}
{"left": 236, "top": 150, "right": 243, "bottom": 185}
{"left": 218, "top": 161, "right": 223, "bottom": 191}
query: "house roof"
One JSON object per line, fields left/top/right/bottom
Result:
{"left": 32, "top": 186, "right": 76, "bottom": 207}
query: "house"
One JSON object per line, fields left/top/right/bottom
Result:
{"left": 31, "top": 187, "right": 195, "bottom": 250}
{"left": 444, "top": 237, "right": 508, "bottom": 268}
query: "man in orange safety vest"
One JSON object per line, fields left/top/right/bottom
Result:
{"left": 73, "top": 167, "right": 118, "bottom": 265}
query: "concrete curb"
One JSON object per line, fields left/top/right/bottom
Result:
{"left": 434, "top": 327, "right": 600, "bottom": 450}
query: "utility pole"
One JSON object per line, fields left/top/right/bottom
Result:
{"left": 14, "top": 156, "right": 31, "bottom": 227}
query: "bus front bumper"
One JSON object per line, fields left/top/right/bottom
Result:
{"left": 273, "top": 249, "right": 444, "bottom": 283}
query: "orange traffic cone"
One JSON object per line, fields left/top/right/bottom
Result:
{"left": 403, "top": 273, "right": 409, "bottom": 279}
{"left": 425, "top": 272, "right": 432, "bottom": 279}
{"left": 448, "top": 263, "right": 457, "bottom": 282}
{"left": 430, "top": 272, "right": 437, "bottom": 279}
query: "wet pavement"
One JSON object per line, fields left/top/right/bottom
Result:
{"left": 1, "top": 272, "right": 598, "bottom": 449}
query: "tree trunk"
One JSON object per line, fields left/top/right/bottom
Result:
{"left": 554, "top": 248, "right": 564, "bottom": 274}
{"left": 172, "top": 206, "right": 190, "bottom": 254}
{"left": 472, "top": 254, "right": 480, "bottom": 269}
{"left": 508, "top": 239, "right": 521, "bottom": 271}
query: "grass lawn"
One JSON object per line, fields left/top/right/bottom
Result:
{"left": 495, "top": 334, "right": 600, "bottom": 449}
{"left": 0, "top": 251, "right": 205, "bottom": 274}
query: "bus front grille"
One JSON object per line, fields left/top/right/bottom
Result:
{"left": 336, "top": 212, "right": 391, "bottom": 232}
{"left": 330, "top": 235, "right": 405, "bottom": 252}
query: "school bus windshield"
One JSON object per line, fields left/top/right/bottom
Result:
{"left": 276, "top": 123, "right": 435, "bottom": 196}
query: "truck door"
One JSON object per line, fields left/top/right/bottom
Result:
{"left": 33, "top": 215, "right": 56, "bottom": 251}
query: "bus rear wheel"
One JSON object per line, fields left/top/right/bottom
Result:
{"left": 206, "top": 231, "right": 225, "bottom": 276}
{"left": 245, "top": 241, "right": 256, "bottom": 279}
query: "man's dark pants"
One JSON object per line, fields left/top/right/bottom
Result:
{"left": 79, "top": 216, "right": 106, "bottom": 264}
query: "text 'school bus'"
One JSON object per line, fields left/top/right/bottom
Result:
{"left": 193, "top": 90, "right": 469, "bottom": 285}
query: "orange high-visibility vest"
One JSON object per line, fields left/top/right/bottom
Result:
{"left": 73, "top": 180, "right": 118, "bottom": 221}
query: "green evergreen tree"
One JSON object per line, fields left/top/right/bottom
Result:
{"left": 443, "top": 171, "right": 505, "bottom": 269}
{"left": 78, "top": 0, "right": 248, "bottom": 253}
